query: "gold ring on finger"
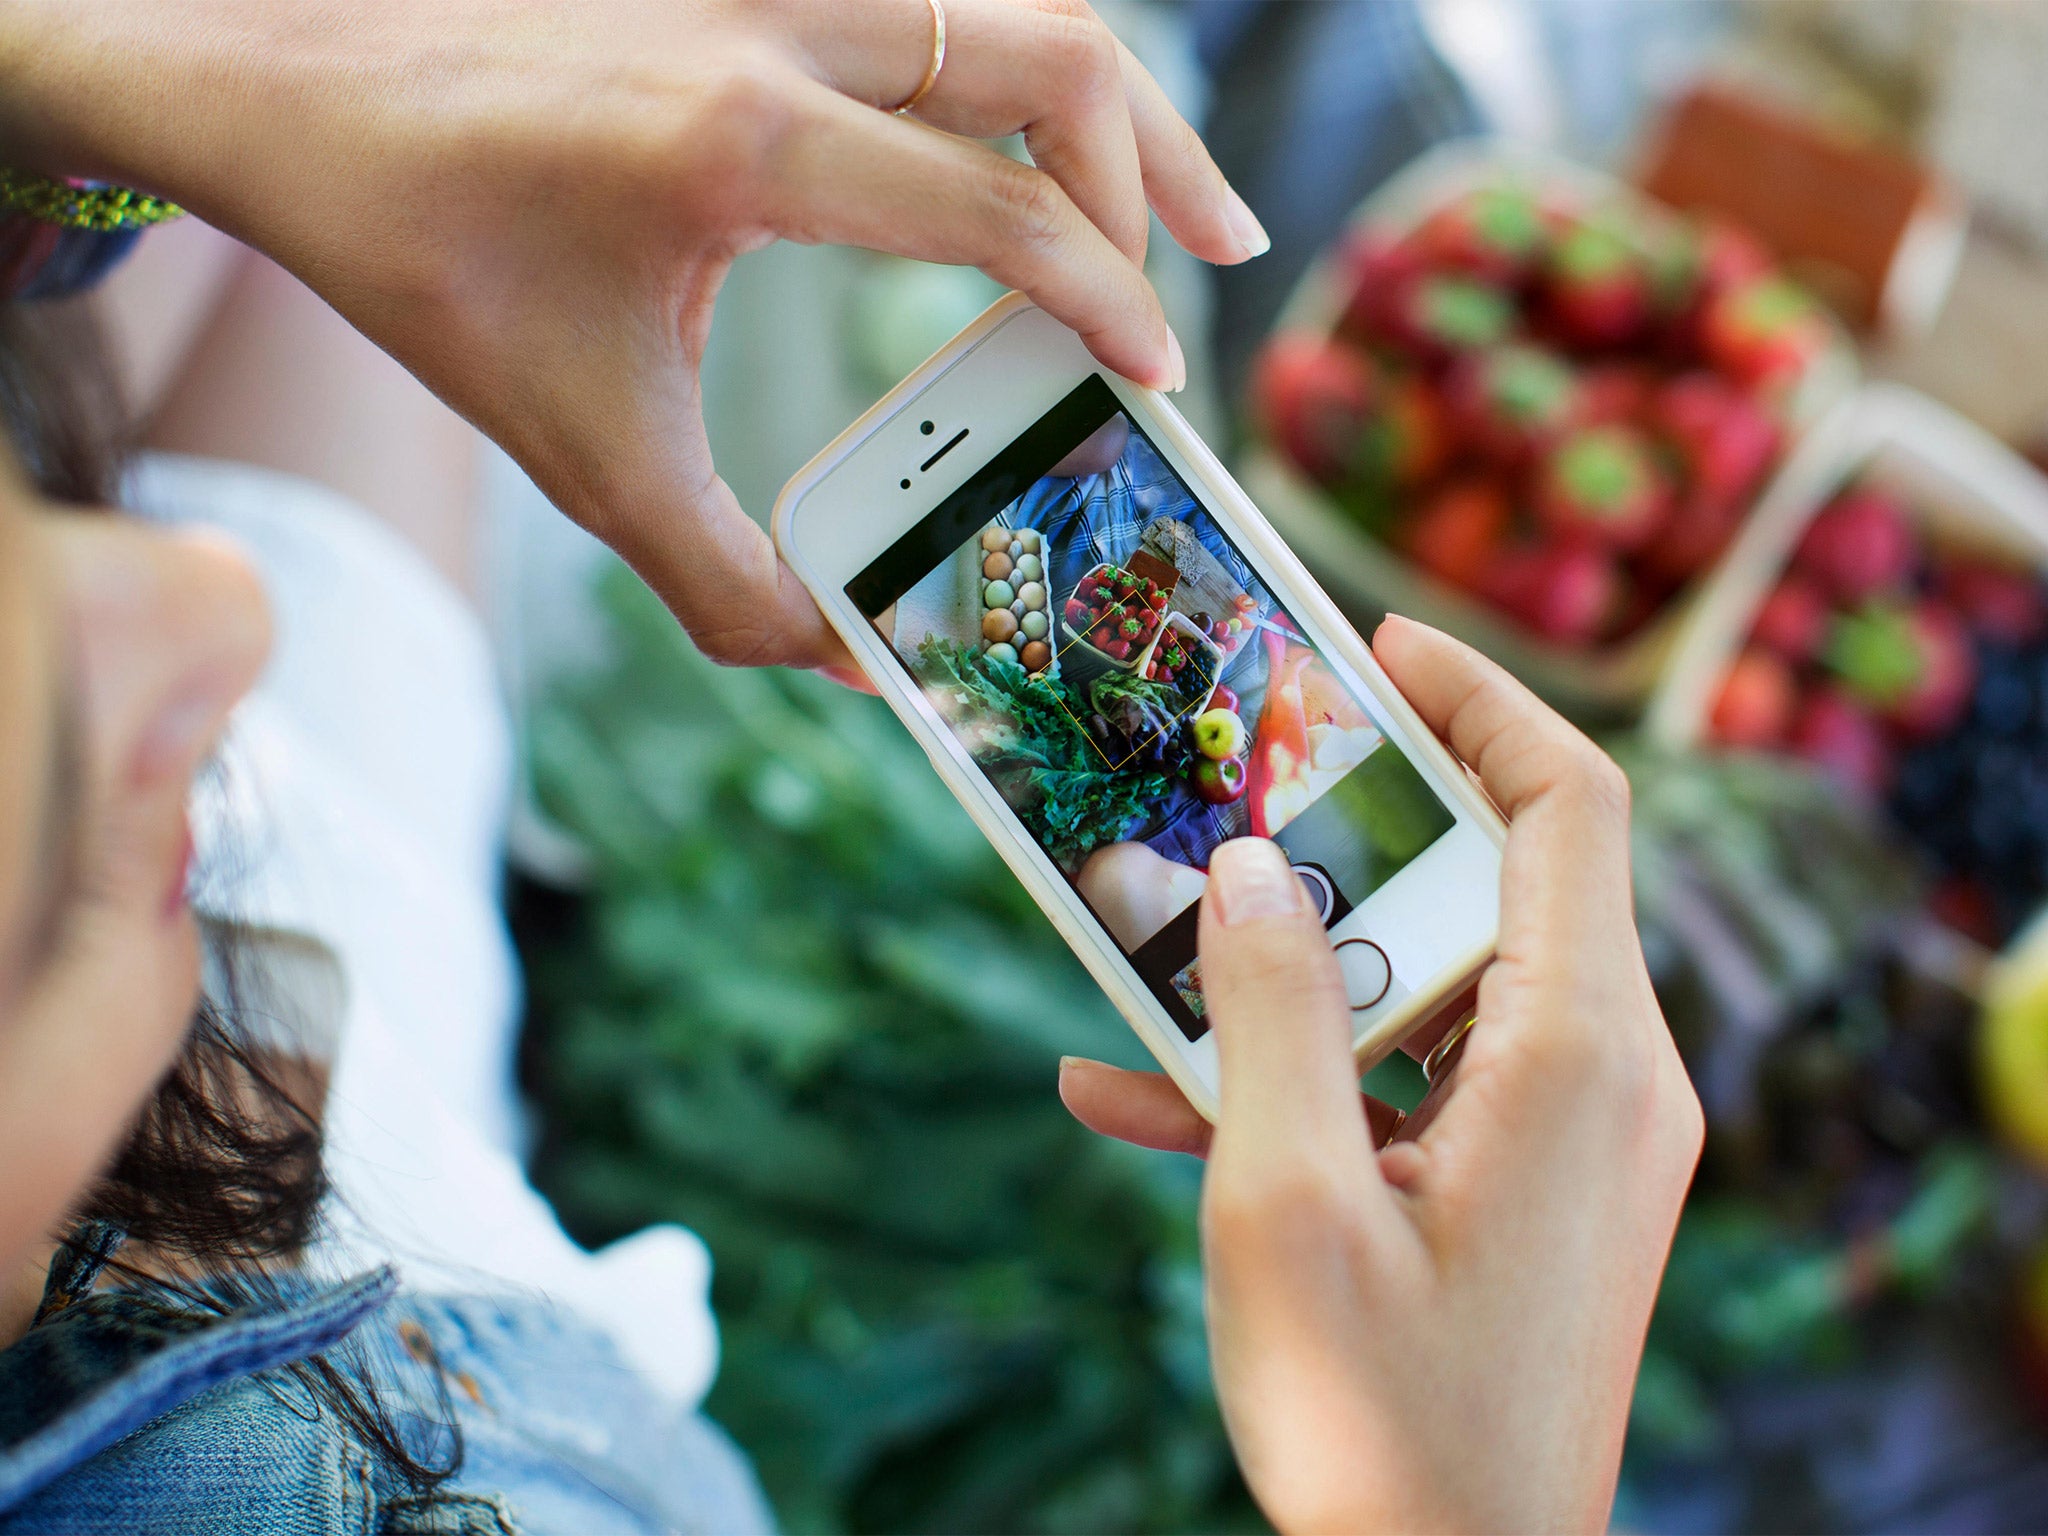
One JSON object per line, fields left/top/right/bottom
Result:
{"left": 1422, "top": 1011, "right": 1478, "bottom": 1087}
{"left": 889, "top": 0, "right": 948, "bottom": 116}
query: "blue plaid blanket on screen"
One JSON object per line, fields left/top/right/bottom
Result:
{"left": 1006, "top": 432, "right": 1267, "bottom": 870}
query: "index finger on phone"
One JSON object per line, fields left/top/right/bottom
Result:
{"left": 1110, "top": 37, "right": 1268, "bottom": 265}
{"left": 889, "top": 0, "right": 1150, "bottom": 263}
{"left": 805, "top": 0, "right": 1254, "bottom": 269}
{"left": 749, "top": 80, "right": 1176, "bottom": 388}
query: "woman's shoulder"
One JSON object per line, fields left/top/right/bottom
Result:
{"left": 0, "top": 1273, "right": 770, "bottom": 1536}
{"left": 0, "top": 1269, "right": 414, "bottom": 1535}
{"left": 0, "top": 1365, "right": 436, "bottom": 1536}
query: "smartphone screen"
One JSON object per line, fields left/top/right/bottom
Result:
{"left": 847, "top": 375, "right": 1458, "bottom": 1041}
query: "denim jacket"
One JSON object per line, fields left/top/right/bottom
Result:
{"left": 0, "top": 1229, "right": 770, "bottom": 1535}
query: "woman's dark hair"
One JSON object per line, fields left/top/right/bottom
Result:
{"left": 2, "top": 297, "right": 453, "bottom": 1490}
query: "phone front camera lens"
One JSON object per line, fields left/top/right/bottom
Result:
{"left": 900, "top": 478, "right": 911, "bottom": 489}
{"left": 920, "top": 420, "right": 935, "bottom": 435}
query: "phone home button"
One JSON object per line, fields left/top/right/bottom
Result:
{"left": 1334, "top": 937, "right": 1392, "bottom": 1012}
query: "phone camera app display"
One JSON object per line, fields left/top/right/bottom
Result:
{"left": 849, "top": 378, "right": 1454, "bottom": 1040}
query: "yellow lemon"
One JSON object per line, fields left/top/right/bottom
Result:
{"left": 1982, "top": 913, "right": 2048, "bottom": 1168}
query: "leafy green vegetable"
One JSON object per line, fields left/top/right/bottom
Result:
{"left": 520, "top": 570, "right": 1252, "bottom": 1534}
{"left": 1084, "top": 668, "right": 1180, "bottom": 717}
{"left": 912, "top": 637, "right": 1171, "bottom": 870}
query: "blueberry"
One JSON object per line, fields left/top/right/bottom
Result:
{"left": 1976, "top": 667, "right": 2033, "bottom": 737}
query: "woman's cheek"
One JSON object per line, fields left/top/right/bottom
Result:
{"left": 0, "top": 908, "right": 203, "bottom": 1258}
{"left": 46, "top": 885, "right": 204, "bottom": 1077}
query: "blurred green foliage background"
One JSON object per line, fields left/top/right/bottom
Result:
{"left": 521, "top": 572, "right": 1256, "bottom": 1533}
{"left": 520, "top": 570, "right": 2018, "bottom": 1534}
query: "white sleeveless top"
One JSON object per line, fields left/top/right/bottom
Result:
{"left": 131, "top": 453, "right": 719, "bottom": 1410}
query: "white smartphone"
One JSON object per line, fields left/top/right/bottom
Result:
{"left": 773, "top": 294, "right": 1504, "bottom": 1119}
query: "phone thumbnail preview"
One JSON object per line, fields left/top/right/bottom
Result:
{"left": 849, "top": 377, "right": 1454, "bottom": 1040}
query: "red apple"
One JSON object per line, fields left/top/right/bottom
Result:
{"left": 1192, "top": 755, "right": 1249, "bottom": 805}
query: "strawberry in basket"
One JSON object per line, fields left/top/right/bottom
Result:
{"left": 1363, "top": 271, "right": 1517, "bottom": 365}
{"left": 1751, "top": 576, "right": 1831, "bottom": 663}
{"left": 1659, "top": 218, "right": 1774, "bottom": 355}
{"left": 1534, "top": 425, "right": 1672, "bottom": 551}
{"left": 1415, "top": 184, "right": 1548, "bottom": 286}
{"left": 1939, "top": 559, "right": 2048, "bottom": 645}
{"left": 1402, "top": 477, "right": 1512, "bottom": 588}
{"left": 1252, "top": 335, "right": 1378, "bottom": 486}
{"left": 1334, "top": 229, "right": 1427, "bottom": 344}
{"left": 1792, "top": 485, "right": 1916, "bottom": 603}
{"left": 1701, "top": 275, "right": 1832, "bottom": 392}
{"left": 1070, "top": 563, "right": 1170, "bottom": 665}
{"left": 1638, "top": 493, "right": 1745, "bottom": 590}
{"left": 1824, "top": 599, "right": 1977, "bottom": 741}
{"left": 1252, "top": 171, "right": 1835, "bottom": 655}
{"left": 1572, "top": 361, "right": 1657, "bottom": 429}
{"left": 1788, "top": 687, "right": 1891, "bottom": 796}
{"left": 1540, "top": 216, "right": 1654, "bottom": 350}
{"left": 1355, "top": 373, "right": 1454, "bottom": 490}
{"left": 1445, "top": 344, "right": 1579, "bottom": 465}
{"left": 1145, "top": 632, "right": 1190, "bottom": 686}
{"left": 1655, "top": 372, "right": 1781, "bottom": 511}
{"left": 1708, "top": 646, "right": 1798, "bottom": 748}
{"left": 1479, "top": 536, "right": 1624, "bottom": 645}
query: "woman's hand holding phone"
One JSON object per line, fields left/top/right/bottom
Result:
{"left": 4, "top": 0, "right": 1261, "bottom": 677}
{"left": 1061, "top": 617, "right": 1703, "bottom": 1534}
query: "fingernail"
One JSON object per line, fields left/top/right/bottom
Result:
{"left": 1058, "top": 1056, "right": 1080, "bottom": 1073}
{"left": 1223, "top": 186, "right": 1270, "bottom": 259}
{"left": 1166, "top": 328, "right": 1187, "bottom": 394}
{"left": 1209, "top": 838, "right": 1303, "bottom": 927}
{"left": 817, "top": 662, "right": 879, "bottom": 695}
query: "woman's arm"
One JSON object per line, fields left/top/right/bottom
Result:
{"left": 0, "top": 0, "right": 1264, "bottom": 674}
{"left": 1063, "top": 616, "right": 1704, "bottom": 1533}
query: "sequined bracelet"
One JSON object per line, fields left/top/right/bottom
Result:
{"left": 0, "top": 170, "right": 182, "bottom": 301}
{"left": 0, "top": 169, "right": 183, "bottom": 231}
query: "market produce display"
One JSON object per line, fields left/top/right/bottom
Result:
{"left": 1250, "top": 178, "right": 1828, "bottom": 648}
{"left": 1063, "top": 560, "right": 1166, "bottom": 668}
{"left": 917, "top": 525, "right": 1272, "bottom": 869}
{"left": 879, "top": 460, "right": 1452, "bottom": 997}
{"left": 916, "top": 636, "right": 1179, "bottom": 867}
{"left": 1704, "top": 479, "right": 2048, "bottom": 942}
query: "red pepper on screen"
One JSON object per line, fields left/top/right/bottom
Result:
{"left": 1247, "top": 630, "right": 1317, "bottom": 838}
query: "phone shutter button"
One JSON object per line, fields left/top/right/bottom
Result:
{"left": 1334, "top": 937, "right": 1392, "bottom": 1012}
